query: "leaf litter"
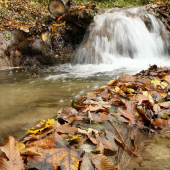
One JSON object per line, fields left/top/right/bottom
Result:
{"left": 0, "top": 65, "right": 170, "bottom": 169}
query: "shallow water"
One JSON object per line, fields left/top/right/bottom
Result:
{"left": 0, "top": 65, "right": 138, "bottom": 144}
{"left": 1, "top": 6, "right": 170, "bottom": 146}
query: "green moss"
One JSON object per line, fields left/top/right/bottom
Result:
{"left": 36, "top": 0, "right": 169, "bottom": 8}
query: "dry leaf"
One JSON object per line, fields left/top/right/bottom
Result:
{"left": 92, "top": 154, "right": 116, "bottom": 170}
{"left": 0, "top": 136, "right": 24, "bottom": 170}
{"left": 41, "top": 33, "right": 47, "bottom": 41}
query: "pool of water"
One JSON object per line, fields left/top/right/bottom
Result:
{"left": 0, "top": 64, "right": 140, "bottom": 144}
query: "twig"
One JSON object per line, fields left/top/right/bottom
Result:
{"left": 108, "top": 120, "right": 139, "bottom": 157}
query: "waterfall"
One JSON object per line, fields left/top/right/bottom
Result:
{"left": 71, "top": 7, "right": 169, "bottom": 65}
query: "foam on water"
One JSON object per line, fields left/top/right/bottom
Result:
{"left": 46, "top": 7, "right": 170, "bottom": 80}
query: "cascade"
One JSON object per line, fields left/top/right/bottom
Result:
{"left": 71, "top": 7, "right": 169, "bottom": 66}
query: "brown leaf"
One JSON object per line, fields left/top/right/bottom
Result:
{"left": 27, "top": 132, "right": 68, "bottom": 149}
{"left": 80, "top": 153, "right": 94, "bottom": 170}
{"left": 0, "top": 136, "right": 24, "bottom": 170}
{"left": 41, "top": 33, "right": 47, "bottom": 41}
{"left": 27, "top": 148, "right": 83, "bottom": 170}
{"left": 96, "top": 142, "right": 105, "bottom": 153}
{"left": 159, "top": 101, "right": 170, "bottom": 108}
{"left": 97, "top": 136, "right": 115, "bottom": 152}
{"left": 21, "top": 147, "right": 41, "bottom": 156}
{"left": 83, "top": 105, "right": 108, "bottom": 113}
{"left": 86, "top": 92, "right": 97, "bottom": 100}
{"left": 56, "top": 124, "right": 78, "bottom": 135}
{"left": 118, "top": 74, "right": 136, "bottom": 82}
{"left": 14, "top": 50, "right": 19, "bottom": 55}
{"left": 91, "top": 112, "right": 109, "bottom": 122}
{"left": 92, "top": 154, "right": 116, "bottom": 170}
{"left": 133, "top": 94, "right": 149, "bottom": 105}
{"left": 152, "top": 118, "right": 169, "bottom": 129}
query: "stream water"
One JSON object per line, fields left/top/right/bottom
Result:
{"left": 0, "top": 7, "right": 170, "bottom": 146}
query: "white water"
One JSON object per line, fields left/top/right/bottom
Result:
{"left": 45, "top": 7, "right": 170, "bottom": 80}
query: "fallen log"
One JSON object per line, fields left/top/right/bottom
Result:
{"left": 48, "top": 0, "right": 97, "bottom": 28}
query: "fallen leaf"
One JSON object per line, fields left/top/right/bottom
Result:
{"left": 21, "top": 147, "right": 41, "bottom": 156}
{"left": 0, "top": 136, "right": 24, "bottom": 170}
{"left": 27, "top": 132, "right": 68, "bottom": 149}
{"left": 27, "top": 147, "right": 83, "bottom": 170}
{"left": 152, "top": 118, "right": 169, "bottom": 129}
{"left": 159, "top": 101, "right": 170, "bottom": 108}
{"left": 92, "top": 154, "right": 116, "bottom": 170}
{"left": 27, "top": 119, "right": 54, "bottom": 134}
{"left": 41, "top": 33, "right": 47, "bottom": 41}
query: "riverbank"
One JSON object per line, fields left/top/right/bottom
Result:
{"left": 0, "top": 65, "right": 170, "bottom": 169}
{"left": 0, "top": 0, "right": 170, "bottom": 69}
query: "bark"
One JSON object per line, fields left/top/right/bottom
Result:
{"left": 62, "top": 6, "right": 97, "bottom": 28}
{"left": 48, "top": 0, "right": 67, "bottom": 17}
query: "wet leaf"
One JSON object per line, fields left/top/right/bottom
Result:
{"left": 83, "top": 105, "right": 108, "bottom": 113}
{"left": 66, "top": 135, "right": 82, "bottom": 141}
{"left": 56, "top": 124, "right": 78, "bottom": 135}
{"left": 80, "top": 153, "right": 94, "bottom": 170}
{"left": 90, "top": 112, "right": 109, "bottom": 122}
{"left": 0, "top": 136, "right": 24, "bottom": 170}
{"left": 27, "top": 119, "right": 54, "bottom": 134}
{"left": 27, "top": 132, "right": 68, "bottom": 149}
{"left": 92, "top": 154, "right": 116, "bottom": 170}
{"left": 27, "top": 147, "right": 83, "bottom": 170}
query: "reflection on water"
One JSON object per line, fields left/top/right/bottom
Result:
{"left": 0, "top": 65, "right": 136, "bottom": 144}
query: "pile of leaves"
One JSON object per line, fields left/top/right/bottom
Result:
{"left": 0, "top": 65, "right": 170, "bottom": 170}
{"left": 0, "top": 0, "right": 50, "bottom": 31}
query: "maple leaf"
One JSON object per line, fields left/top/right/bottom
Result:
{"left": 27, "top": 147, "right": 84, "bottom": 170}
{"left": 92, "top": 154, "right": 116, "bottom": 170}
{"left": 27, "top": 132, "right": 68, "bottom": 149}
{"left": 0, "top": 136, "right": 24, "bottom": 170}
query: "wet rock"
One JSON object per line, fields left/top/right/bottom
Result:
{"left": 0, "top": 22, "right": 86, "bottom": 68}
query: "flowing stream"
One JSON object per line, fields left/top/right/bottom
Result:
{"left": 0, "top": 7, "right": 170, "bottom": 144}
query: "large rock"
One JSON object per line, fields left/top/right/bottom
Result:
{"left": 0, "top": 23, "right": 86, "bottom": 68}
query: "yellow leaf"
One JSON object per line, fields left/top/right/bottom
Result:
{"left": 66, "top": 135, "right": 82, "bottom": 141}
{"left": 42, "top": 33, "right": 47, "bottom": 41}
{"left": 160, "top": 81, "right": 168, "bottom": 89}
{"left": 151, "top": 79, "right": 160, "bottom": 87}
{"left": 20, "top": 25, "right": 29, "bottom": 33}
{"left": 160, "top": 93, "right": 167, "bottom": 98}
{"left": 5, "top": 3, "right": 8, "bottom": 8}
{"left": 143, "top": 91, "right": 154, "bottom": 104}
{"left": 115, "top": 86, "right": 120, "bottom": 92}
{"left": 27, "top": 119, "right": 54, "bottom": 134}
{"left": 135, "top": 111, "right": 139, "bottom": 117}
{"left": 15, "top": 142, "right": 25, "bottom": 152}
{"left": 126, "top": 88, "right": 134, "bottom": 93}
